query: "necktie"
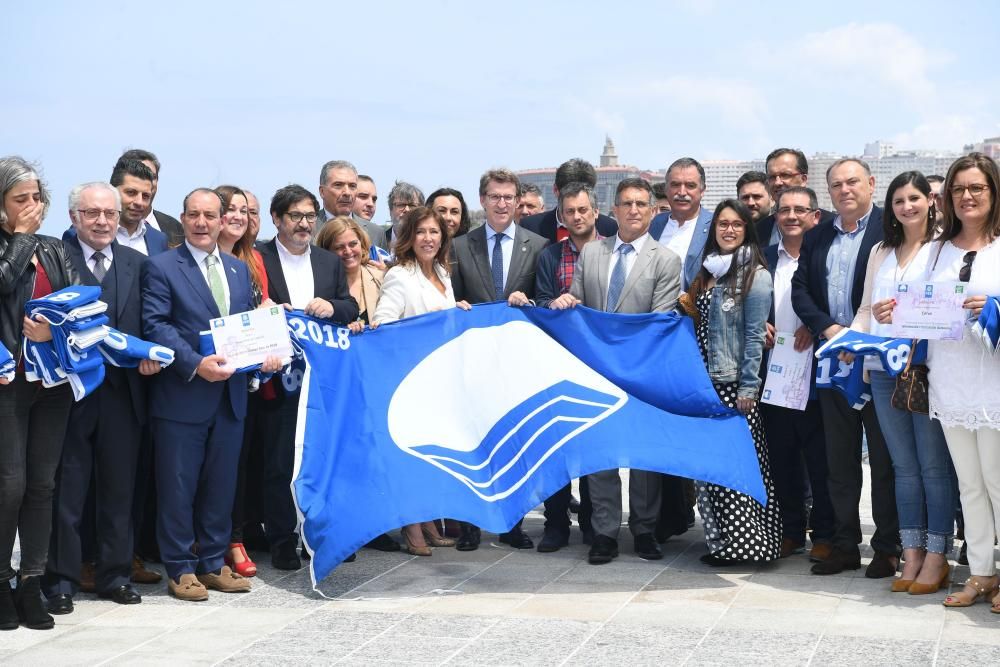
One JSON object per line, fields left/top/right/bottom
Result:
{"left": 606, "top": 243, "right": 634, "bottom": 312}
{"left": 91, "top": 251, "right": 107, "bottom": 283}
{"left": 205, "top": 254, "right": 228, "bottom": 316}
{"left": 491, "top": 233, "right": 505, "bottom": 299}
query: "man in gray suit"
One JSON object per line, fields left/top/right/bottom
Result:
{"left": 314, "top": 160, "right": 387, "bottom": 249}
{"left": 549, "top": 177, "right": 682, "bottom": 565}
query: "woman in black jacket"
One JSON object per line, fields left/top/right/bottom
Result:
{"left": 0, "top": 156, "right": 78, "bottom": 631}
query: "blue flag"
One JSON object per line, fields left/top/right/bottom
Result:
{"left": 288, "top": 303, "right": 765, "bottom": 584}
{"left": 0, "top": 343, "right": 13, "bottom": 383}
{"left": 973, "top": 297, "right": 1000, "bottom": 353}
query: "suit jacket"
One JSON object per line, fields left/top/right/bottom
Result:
{"left": 315, "top": 210, "right": 388, "bottom": 250}
{"left": 141, "top": 243, "right": 254, "bottom": 424}
{"left": 570, "top": 235, "right": 682, "bottom": 314}
{"left": 372, "top": 262, "right": 456, "bottom": 323}
{"left": 64, "top": 237, "right": 149, "bottom": 424}
{"left": 63, "top": 222, "right": 168, "bottom": 256}
{"left": 153, "top": 210, "right": 184, "bottom": 247}
{"left": 257, "top": 239, "right": 359, "bottom": 324}
{"left": 755, "top": 208, "right": 835, "bottom": 249}
{"left": 790, "top": 206, "right": 884, "bottom": 338}
{"left": 519, "top": 208, "right": 618, "bottom": 244}
{"left": 450, "top": 224, "right": 549, "bottom": 304}
{"left": 648, "top": 207, "right": 714, "bottom": 289}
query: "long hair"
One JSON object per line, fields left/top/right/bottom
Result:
{"left": 214, "top": 185, "right": 265, "bottom": 295}
{"left": 426, "top": 187, "right": 471, "bottom": 237}
{"left": 940, "top": 152, "right": 1000, "bottom": 242}
{"left": 690, "top": 199, "right": 767, "bottom": 299}
{"left": 315, "top": 215, "right": 372, "bottom": 265}
{"left": 882, "top": 171, "right": 936, "bottom": 248}
{"left": 391, "top": 206, "right": 451, "bottom": 273}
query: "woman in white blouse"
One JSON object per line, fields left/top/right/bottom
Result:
{"left": 371, "top": 206, "right": 470, "bottom": 555}
{"left": 925, "top": 153, "right": 1000, "bottom": 612}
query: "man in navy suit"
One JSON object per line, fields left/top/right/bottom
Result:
{"left": 43, "top": 182, "right": 160, "bottom": 613}
{"left": 519, "top": 158, "right": 618, "bottom": 242}
{"left": 141, "top": 188, "right": 282, "bottom": 601}
{"left": 791, "top": 159, "right": 899, "bottom": 577}
{"left": 648, "top": 157, "right": 714, "bottom": 289}
{"left": 756, "top": 148, "right": 836, "bottom": 247}
{"left": 119, "top": 148, "right": 185, "bottom": 247}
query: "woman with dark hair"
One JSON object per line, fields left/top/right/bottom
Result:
{"left": 371, "top": 206, "right": 470, "bottom": 555}
{"left": 426, "top": 187, "right": 471, "bottom": 238}
{"left": 679, "top": 199, "right": 781, "bottom": 565}
{"left": 0, "top": 156, "right": 79, "bottom": 629}
{"left": 923, "top": 154, "right": 1000, "bottom": 611}
{"left": 845, "top": 171, "right": 955, "bottom": 594}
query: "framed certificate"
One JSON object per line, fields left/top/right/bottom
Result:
{"left": 890, "top": 281, "right": 967, "bottom": 341}
{"left": 209, "top": 306, "right": 293, "bottom": 370}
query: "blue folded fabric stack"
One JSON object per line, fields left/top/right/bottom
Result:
{"left": 973, "top": 296, "right": 1000, "bottom": 353}
{"left": 98, "top": 328, "right": 175, "bottom": 369}
{"left": 0, "top": 343, "right": 15, "bottom": 382}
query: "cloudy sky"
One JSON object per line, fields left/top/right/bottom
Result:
{"left": 5, "top": 0, "right": 998, "bottom": 237}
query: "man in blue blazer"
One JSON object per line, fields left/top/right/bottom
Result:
{"left": 141, "top": 188, "right": 282, "bottom": 601}
{"left": 519, "top": 158, "right": 618, "bottom": 242}
{"left": 647, "top": 157, "right": 714, "bottom": 289}
{"left": 790, "top": 159, "right": 899, "bottom": 578}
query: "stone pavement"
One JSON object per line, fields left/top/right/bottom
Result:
{"left": 3, "top": 470, "right": 999, "bottom": 665}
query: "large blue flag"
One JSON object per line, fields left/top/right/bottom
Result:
{"left": 289, "top": 303, "right": 765, "bottom": 585}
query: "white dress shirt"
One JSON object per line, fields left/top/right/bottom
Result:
{"left": 275, "top": 238, "right": 315, "bottom": 309}
{"left": 773, "top": 241, "right": 803, "bottom": 334}
{"left": 657, "top": 215, "right": 698, "bottom": 259}
{"left": 116, "top": 223, "right": 149, "bottom": 256}
{"left": 608, "top": 232, "right": 650, "bottom": 285}
{"left": 143, "top": 211, "right": 161, "bottom": 232}
{"left": 185, "top": 241, "right": 230, "bottom": 314}
{"left": 485, "top": 223, "right": 516, "bottom": 290}
{"left": 79, "top": 239, "right": 114, "bottom": 278}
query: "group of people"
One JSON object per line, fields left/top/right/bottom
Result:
{"left": 1, "top": 145, "right": 999, "bottom": 632}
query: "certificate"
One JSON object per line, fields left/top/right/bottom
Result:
{"left": 890, "top": 281, "right": 967, "bottom": 341}
{"left": 760, "top": 332, "right": 812, "bottom": 411}
{"left": 208, "top": 306, "right": 293, "bottom": 370}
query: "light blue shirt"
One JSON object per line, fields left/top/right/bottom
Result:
{"left": 485, "top": 223, "right": 516, "bottom": 292}
{"left": 825, "top": 206, "right": 873, "bottom": 326}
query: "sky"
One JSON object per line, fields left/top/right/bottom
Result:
{"left": 4, "top": 0, "right": 999, "bottom": 239}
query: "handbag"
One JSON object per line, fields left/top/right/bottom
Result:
{"left": 891, "top": 340, "right": 929, "bottom": 414}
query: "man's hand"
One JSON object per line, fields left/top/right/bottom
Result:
{"left": 196, "top": 354, "right": 234, "bottom": 382}
{"left": 22, "top": 315, "right": 52, "bottom": 342}
{"left": 838, "top": 351, "right": 856, "bottom": 364}
{"left": 257, "top": 298, "right": 277, "bottom": 309}
{"left": 764, "top": 322, "right": 776, "bottom": 349}
{"left": 12, "top": 201, "right": 43, "bottom": 235}
{"left": 793, "top": 325, "right": 814, "bottom": 353}
{"left": 507, "top": 291, "right": 530, "bottom": 307}
{"left": 821, "top": 323, "right": 844, "bottom": 341}
{"left": 964, "top": 295, "right": 987, "bottom": 319}
{"left": 260, "top": 355, "right": 283, "bottom": 374}
{"left": 549, "top": 294, "right": 580, "bottom": 310}
{"left": 304, "top": 298, "right": 334, "bottom": 319}
{"left": 347, "top": 320, "right": 365, "bottom": 334}
{"left": 137, "top": 359, "right": 161, "bottom": 376}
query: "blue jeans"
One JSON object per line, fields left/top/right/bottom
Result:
{"left": 869, "top": 371, "right": 956, "bottom": 554}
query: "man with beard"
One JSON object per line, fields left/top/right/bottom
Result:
{"left": 120, "top": 148, "right": 184, "bottom": 247}
{"left": 737, "top": 171, "right": 773, "bottom": 223}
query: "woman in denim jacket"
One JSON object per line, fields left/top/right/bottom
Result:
{"left": 679, "top": 199, "right": 781, "bottom": 565}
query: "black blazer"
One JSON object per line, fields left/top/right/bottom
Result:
{"left": 755, "top": 208, "right": 836, "bottom": 249}
{"left": 257, "top": 239, "right": 359, "bottom": 325}
{"left": 153, "top": 210, "right": 184, "bottom": 247}
{"left": 450, "top": 224, "right": 549, "bottom": 304}
{"left": 64, "top": 237, "right": 149, "bottom": 424}
{"left": 519, "top": 208, "right": 618, "bottom": 244}
{"left": 791, "top": 206, "right": 884, "bottom": 338}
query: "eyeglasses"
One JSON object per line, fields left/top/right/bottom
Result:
{"left": 950, "top": 183, "right": 990, "bottom": 199}
{"left": 392, "top": 201, "right": 419, "bottom": 211}
{"left": 776, "top": 206, "right": 815, "bottom": 217}
{"left": 285, "top": 212, "right": 318, "bottom": 223}
{"left": 717, "top": 221, "right": 746, "bottom": 231}
{"left": 76, "top": 208, "right": 120, "bottom": 222}
{"left": 959, "top": 250, "right": 977, "bottom": 283}
{"left": 766, "top": 171, "right": 801, "bottom": 184}
{"left": 485, "top": 194, "right": 516, "bottom": 205}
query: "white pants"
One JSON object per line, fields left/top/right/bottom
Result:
{"left": 943, "top": 426, "right": 1000, "bottom": 576}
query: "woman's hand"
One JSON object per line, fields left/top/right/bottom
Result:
{"left": 137, "top": 359, "right": 162, "bottom": 376}
{"left": 12, "top": 201, "right": 43, "bottom": 235}
{"left": 736, "top": 397, "right": 755, "bottom": 414}
{"left": 872, "top": 297, "right": 896, "bottom": 324}
{"left": 964, "top": 295, "right": 987, "bottom": 319}
{"left": 838, "top": 350, "right": 856, "bottom": 364}
{"left": 764, "top": 322, "right": 775, "bottom": 349}
{"left": 22, "top": 315, "right": 52, "bottom": 342}
{"left": 258, "top": 298, "right": 277, "bottom": 309}
{"left": 456, "top": 300, "right": 472, "bottom": 311}
{"left": 347, "top": 320, "right": 365, "bottom": 334}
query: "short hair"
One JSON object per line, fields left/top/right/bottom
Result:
{"left": 554, "top": 158, "right": 598, "bottom": 190}
{"left": 478, "top": 168, "right": 520, "bottom": 197}
{"left": 765, "top": 148, "right": 809, "bottom": 175}
{"left": 426, "top": 187, "right": 471, "bottom": 237}
{"left": 651, "top": 182, "right": 669, "bottom": 199}
{"left": 736, "top": 171, "right": 768, "bottom": 193}
{"left": 358, "top": 174, "right": 375, "bottom": 185}
{"left": 270, "top": 184, "right": 319, "bottom": 218}
{"left": 614, "top": 177, "right": 654, "bottom": 206}
{"left": 182, "top": 188, "right": 225, "bottom": 217}
{"left": 926, "top": 174, "right": 945, "bottom": 185}
{"left": 110, "top": 158, "right": 155, "bottom": 188}
{"left": 940, "top": 152, "right": 1000, "bottom": 242}
{"left": 882, "top": 171, "right": 935, "bottom": 248}
{"left": 120, "top": 148, "right": 160, "bottom": 175}
{"left": 825, "top": 158, "right": 872, "bottom": 182}
{"left": 68, "top": 182, "right": 121, "bottom": 221}
{"left": 558, "top": 182, "right": 598, "bottom": 211}
{"left": 666, "top": 157, "right": 706, "bottom": 188}
{"left": 318, "top": 160, "right": 357, "bottom": 186}
{"left": 315, "top": 215, "right": 372, "bottom": 263}
{"left": 776, "top": 186, "right": 819, "bottom": 211}
{"left": 0, "top": 155, "right": 51, "bottom": 225}
{"left": 388, "top": 181, "right": 425, "bottom": 208}
{"left": 519, "top": 182, "right": 543, "bottom": 199}
{"left": 391, "top": 206, "right": 452, "bottom": 272}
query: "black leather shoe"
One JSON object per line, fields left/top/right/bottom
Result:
{"left": 365, "top": 533, "right": 401, "bottom": 552}
{"left": 588, "top": 535, "right": 619, "bottom": 565}
{"left": 958, "top": 541, "right": 968, "bottom": 566}
{"left": 46, "top": 593, "right": 74, "bottom": 615}
{"left": 344, "top": 553, "right": 357, "bottom": 563}
{"left": 456, "top": 525, "right": 481, "bottom": 552}
{"left": 581, "top": 529, "right": 595, "bottom": 546}
{"left": 865, "top": 551, "right": 899, "bottom": 579}
{"left": 14, "top": 576, "right": 53, "bottom": 630}
{"left": 99, "top": 585, "right": 141, "bottom": 605}
{"left": 699, "top": 553, "right": 736, "bottom": 567}
{"left": 537, "top": 531, "right": 570, "bottom": 553}
{"left": 301, "top": 545, "right": 311, "bottom": 561}
{"left": 271, "top": 540, "right": 302, "bottom": 570}
{"left": 498, "top": 527, "right": 534, "bottom": 549}
{"left": 569, "top": 495, "right": 581, "bottom": 514}
{"left": 634, "top": 533, "right": 663, "bottom": 560}
{"left": 810, "top": 548, "right": 862, "bottom": 575}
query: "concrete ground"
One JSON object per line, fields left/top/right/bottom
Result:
{"left": 3, "top": 469, "right": 998, "bottom": 666}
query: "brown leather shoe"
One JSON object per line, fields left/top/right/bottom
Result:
{"left": 79, "top": 562, "right": 97, "bottom": 593}
{"left": 168, "top": 573, "right": 208, "bottom": 601}
{"left": 865, "top": 551, "right": 899, "bottom": 579}
{"left": 810, "top": 548, "right": 861, "bottom": 575}
{"left": 780, "top": 538, "right": 805, "bottom": 558}
{"left": 197, "top": 566, "right": 251, "bottom": 593}
{"left": 131, "top": 555, "right": 163, "bottom": 584}
{"left": 808, "top": 542, "right": 833, "bottom": 563}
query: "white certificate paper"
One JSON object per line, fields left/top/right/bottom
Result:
{"left": 760, "top": 332, "right": 812, "bottom": 411}
{"left": 209, "top": 306, "right": 293, "bottom": 370}
{"left": 890, "top": 281, "right": 967, "bottom": 341}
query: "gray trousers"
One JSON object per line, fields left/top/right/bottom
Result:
{"left": 587, "top": 468, "right": 661, "bottom": 540}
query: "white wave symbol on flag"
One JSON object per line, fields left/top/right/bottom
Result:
{"left": 387, "top": 321, "right": 627, "bottom": 501}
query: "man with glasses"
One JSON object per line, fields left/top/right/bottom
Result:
{"left": 756, "top": 148, "right": 835, "bottom": 247}
{"left": 385, "top": 181, "right": 425, "bottom": 252}
{"left": 736, "top": 171, "right": 773, "bottom": 223}
{"left": 450, "top": 168, "right": 548, "bottom": 551}
{"left": 791, "top": 158, "right": 899, "bottom": 578}
{"left": 648, "top": 157, "right": 713, "bottom": 289}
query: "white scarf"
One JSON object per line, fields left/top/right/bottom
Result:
{"left": 703, "top": 246, "right": 751, "bottom": 279}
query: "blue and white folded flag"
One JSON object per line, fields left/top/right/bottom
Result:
{"left": 0, "top": 343, "right": 14, "bottom": 383}
{"left": 815, "top": 328, "right": 926, "bottom": 378}
{"left": 98, "top": 328, "right": 175, "bottom": 368}
{"left": 288, "top": 303, "right": 765, "bottom": 584}
{"left": 972, "top": 297, "right": 1000, "bottom": 353}
{"left": 369, "top": 245, "right": 392, "bottom": 263}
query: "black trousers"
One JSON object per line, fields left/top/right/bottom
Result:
{"left": 542, "top": 477, "right": 592, "bottom": 537}
{"left": 817, "top": 389, "right": 900, "bottom": 556}
{"left": 261, "top": 392, "right": 299, "bottom": 548}
{"left": 231, "top": 390, "right": 281, "bottom": 542}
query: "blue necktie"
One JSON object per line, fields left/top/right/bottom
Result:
{"left": 491, "top": 233, "right": 505, "bottom": 299}
{"left": 606, "top": 243, "right": 634, "bottom": 311}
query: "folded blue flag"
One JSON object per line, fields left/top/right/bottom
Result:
{"left": 26, "top": 285, "right": 104, "bottom": 315}
{"left": 815, "top": 328, "right": 925, "bottom": 379}
{"left": 973, "top": 297, "right": 1000, "bottom": 353}
{"left": 0, "top": 343, "right": 14, "bottom": 383}
{"left": 99, "top": 328, "right": 175, "bottom": 368}
{"left": 369, "top": 245, "right": 392, "bottom": 263}
{"left": 288, "top": 303, "right": 765, "bottom": 584}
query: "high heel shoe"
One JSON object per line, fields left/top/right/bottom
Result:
{"left": 225, "top": 543, "right": 257, "bottom": 577}
{"left": 422, "top": 526, "right": 456, "bottom": 548}
{"left": 890, "top": 578, "right": 914, "bottom": 593}
{"left": 401, "top": 529, "right": 432, "bottom": 557}
{"left": 942, "top": 575, "right": 998, "bottom": 607}
{"left": 909, "top": 563, "right": 950, "bottom": 595}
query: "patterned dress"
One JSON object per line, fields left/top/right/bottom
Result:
{"left": 694, "top": 289, "right": 781, "bottom": 562}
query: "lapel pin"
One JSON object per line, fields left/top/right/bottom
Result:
{"left": 520, "top": 246, "right": 526, "bottom": 252}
